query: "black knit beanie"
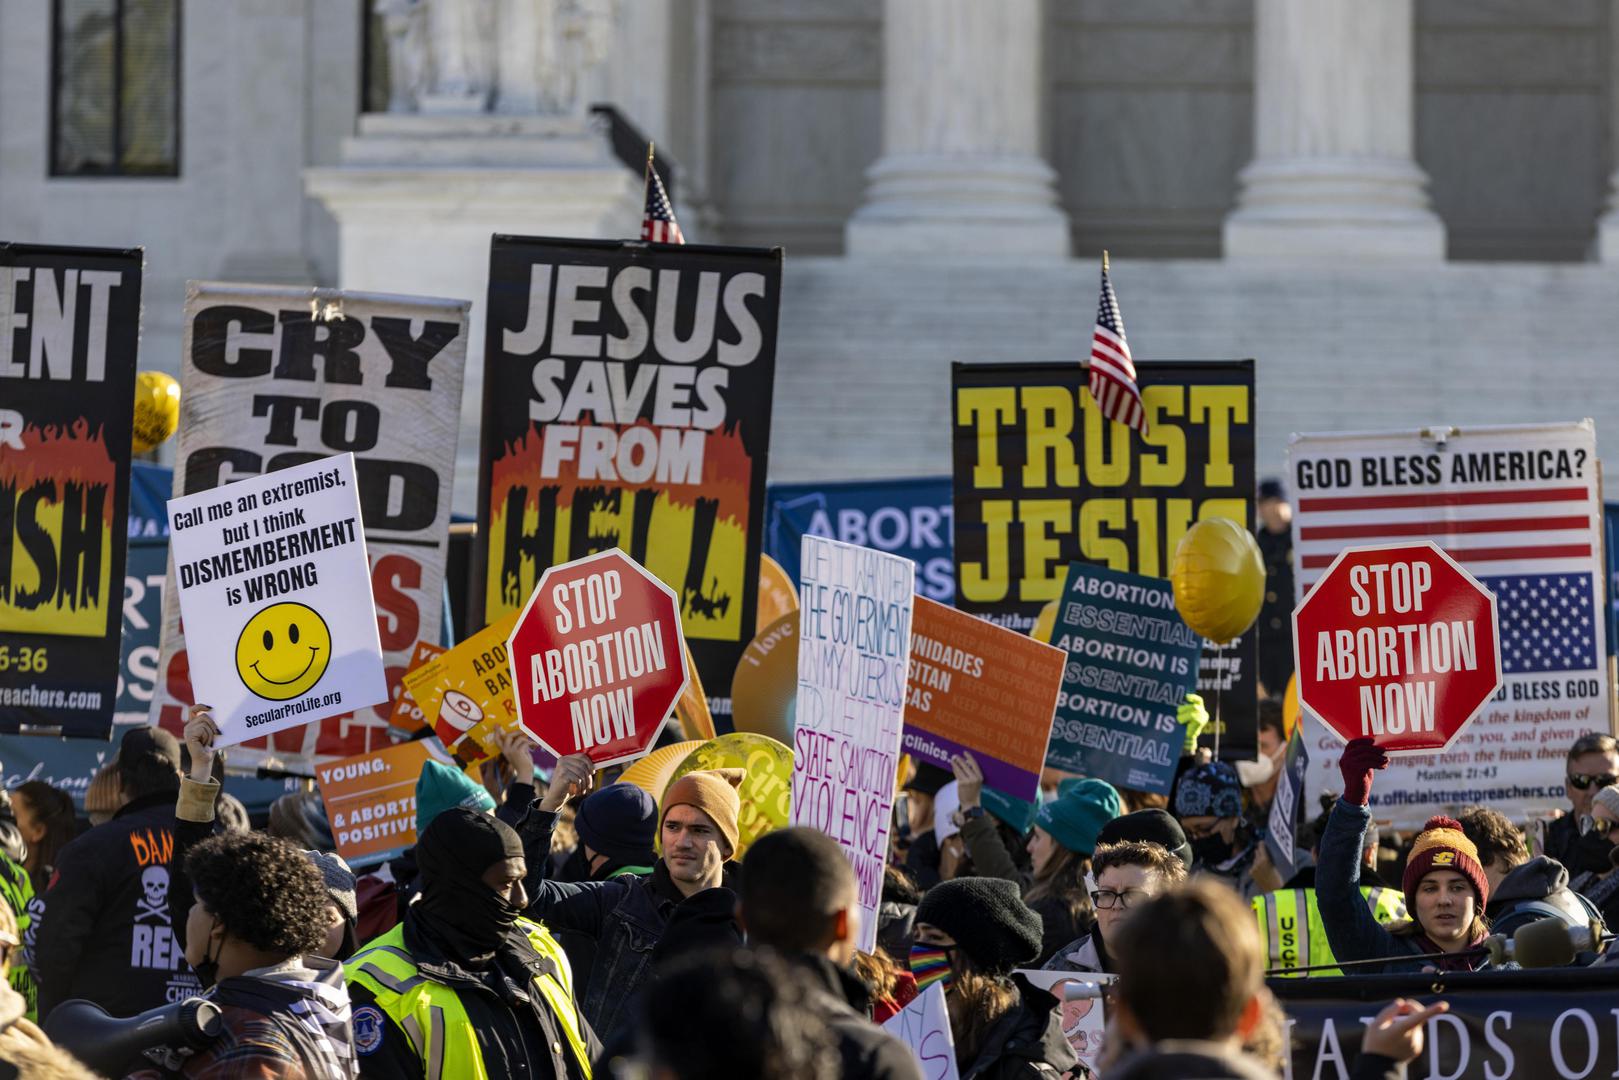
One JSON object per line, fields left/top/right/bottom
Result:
{"left": 914, "top": 877, "right": 1041, "bottom": 976}
{"left": 1096, "top": 808, "right": 1194, "bottom": 869}
{"left": 575, "top": 783, "right": 659, "bottom": 866}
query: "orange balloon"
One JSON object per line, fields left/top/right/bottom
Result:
{"left": 675, "top": 639, "right": 715, "bottom": 742}
{"left": 757, "top": 555, "right": 799, "bottom": 632}
{"left": 730, "top": 613, "right": 797, "bottom": 745}
{"left": 1282, "top": 673, "right": 1300, "bottom": 742}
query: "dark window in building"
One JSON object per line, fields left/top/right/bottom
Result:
{"left": 361, "top": 3, "right": 390, "bottom": 114}
{"left": 51, "top": 0, "right": 181, "bottom": 177}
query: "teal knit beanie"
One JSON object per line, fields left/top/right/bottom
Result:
{"left": 416, "top": 759, "right": 496, "bottom": 833}
{"left": 1035, "top": 777, "right": 1122, "bottom": 856}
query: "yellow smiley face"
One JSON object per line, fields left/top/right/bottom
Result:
{"left": 235, "top": 602, "right": 332, "bottom": 701}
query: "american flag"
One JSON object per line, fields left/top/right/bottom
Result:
{"left": 642, "top": 151, "right": 684, "bottom": 245}
{"left": 1490, "top": 573, "right": 1596, "bottom": 674}
{"left": 1292, "top": 450, "right": 1601, "bottom": 678}
{"left": 1088, "top": 256, "right": 1147, "bottom": 434}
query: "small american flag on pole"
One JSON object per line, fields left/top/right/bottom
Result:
{"left": 1087, "top": 252, "right": 1147, "bottom": 434}
{"left": 641, "top": 143, "right": 684, "bottom": 245}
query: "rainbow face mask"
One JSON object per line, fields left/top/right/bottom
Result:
{"left": 909, "top": 944, "right": 954, "bottom": 992}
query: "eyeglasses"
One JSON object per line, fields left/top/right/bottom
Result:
{"left": 1568, "top": 773, "right": 1619, "bottom": 791}
{"left": 1090, "top": 887, "right": 1147, "bottom": 911}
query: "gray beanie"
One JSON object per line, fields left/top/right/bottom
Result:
{"left": 304, "top": 850, "right": 357, "bottom": 923}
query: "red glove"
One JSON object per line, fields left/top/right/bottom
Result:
{"left": 1339, "top": 738, "right": 1389, "bottom": 807}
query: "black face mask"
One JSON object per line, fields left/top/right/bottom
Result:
{"left": 192, "top": 914, "right": 221, "bottom": 989}
{"left": 1192, "top": 822, "right": 1252, "bottom": 868}
{"left": 413, "top": 808, "right": 526, "bottom": 962}
{"left": 1571, "top": 829, "right": 1616, "bottom": 876}
{"left": 1191, "top": 833, "right": 1234, "bottom": 867}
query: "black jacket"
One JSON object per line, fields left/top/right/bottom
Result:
{"left": 1110, "top": 1041, "right": 1403, "bottom": 1080}
{"left": 1488, "top": 856, "right": 1603, "bottom": 939}
{"left": 33, "top": 791, "right": 202, "bottom": 1020}
{"left": 348, "top": 907, "right": 598, "bottom": 1080}
{"left": 1109, "top": 1041, "right": 1277, "bottom": 1080}
{"left": 906, "top": 830, "right": 942, "bottom": 891}
{"left": 785, "top": 952, "right": 922, "bottom": 1080}
{"left": 523, "top": 805, "right": 741, "bottom": 1044}
{"left": 1543, "top": 811, "right": 1584, "bottom": 871}
{"left": 959, "top": 974, "right": 1077, "bottom": 1080}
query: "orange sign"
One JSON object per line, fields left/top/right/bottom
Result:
{"left": 389, "top": 641, "right": 448, "bottom": 735}
{"left": 401, "top": 613, "right": 519, "bottom": 764}
{"left": 902, "top": 597, "right": 1066, "bottom": 829}
{"left": 315, "top": 740, "right": 439, "bottom": 866}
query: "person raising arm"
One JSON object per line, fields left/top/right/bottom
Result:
{"left": 1316, "top": 739, "right": 1491, "bottom": 974}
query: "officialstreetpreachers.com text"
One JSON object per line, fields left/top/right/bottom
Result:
{"left": 1369, "top": 783, "right": 1560, "bottom": 807}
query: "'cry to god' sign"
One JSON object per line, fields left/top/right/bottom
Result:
{"left": 1294, "top": 541, "right": 1502, "bottom": 754}
{"left": 507, "top": 549, "right": 688, "bottom": 767}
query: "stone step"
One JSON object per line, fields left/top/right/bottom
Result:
{"left": 764, "top": 256, "right": 1619, "bottom": 488}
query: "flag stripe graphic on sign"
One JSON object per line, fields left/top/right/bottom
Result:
{"left": 1296, "top": 486, "right": 1595, "bottom": 588}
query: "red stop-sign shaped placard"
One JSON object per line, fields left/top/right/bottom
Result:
{"left": 1294, "top": 541, "right": 1502, "bottom": 754}
{"left": 506, "top": 549, "right": 689, "bottom": 767}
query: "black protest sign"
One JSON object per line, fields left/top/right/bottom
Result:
{"left": 0, "top": 243, "right": 141, "bottom": 737}
{"left": 477, "top": 236, "right": 781, "bottom": 722}
{"left": 951, "top": 360, "right": 1258, "bottom": 759}
{"left": 1276, "top": 968, "right": 1619, "bottom": 1079}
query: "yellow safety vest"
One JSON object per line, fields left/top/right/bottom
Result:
{"left": 1253, "top": 886, "right": 1407, "bottom": 977}
{"left": 345, "top": 917, "right": 592, "bottom": 1079}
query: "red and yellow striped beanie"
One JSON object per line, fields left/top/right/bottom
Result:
{"left": 1402, "top": 815, "right": 1488, "bottom": 912}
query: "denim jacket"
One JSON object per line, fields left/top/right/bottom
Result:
{"left": 521, "top": 808, "right": 706, "bottom": 1043}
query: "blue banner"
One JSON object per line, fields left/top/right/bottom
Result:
{"left": 116, "top": 540, "right": 168, "bottom": 724}
{"left": 0, "top": 733, "right": 298, "bottom": 818}
{"left": 128, "top": 461, "right": 171, "bottom": 539}
{"left": 1606, "top": 501, "right": 1619, "bottom": 657}
{"left": 766, "top": 478, "right": 954, "bottom": 602}
{"left": 1048, "top": 563, "right": 1202, "bottom": 794}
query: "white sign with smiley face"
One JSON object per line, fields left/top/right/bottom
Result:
{"left": 166, "top": 453, "right": 387, "bottom": 746}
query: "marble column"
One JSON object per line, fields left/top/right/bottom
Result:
{"left": 845, "top": 0, "right": 1068, "bottom": 258}
{"left": 219, "top": 0, "right": 316, "bottom": 282}
{"left": 1223, "top": 0, "right": 1444, "bottom": 261}
{"left": 1594, "top": 0, "right": 1619, "bottom": 262}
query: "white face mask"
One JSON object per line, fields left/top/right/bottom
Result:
{"left": 1235, "top": 752, "right": 1279, "bottom": 788}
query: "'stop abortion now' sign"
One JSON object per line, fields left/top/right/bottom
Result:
{"left": 1294, "top": 541, "right": 1502, "bottom": 754}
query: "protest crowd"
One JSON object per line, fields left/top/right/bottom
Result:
{"left": 6, "top": 62, "right": 1619, "bottom": 1080}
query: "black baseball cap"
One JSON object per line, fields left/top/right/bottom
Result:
{"left": 115, "top": 726, "right": 182, "bottom": 770}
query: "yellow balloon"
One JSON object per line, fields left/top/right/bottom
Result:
{"left": 1282, "top": 673, "right": 1300, "bottom": 742}
{"left": 1031, "top": 599, "right": 1058, "bottom": 643}
{"left": 618, "top": 740, "right": 706, "bottom": 798}
{"left": 1169, "top": 518, "right": 1265, "bottom": 644}
{"left": 664, "top": 733, "right": 793, "bottom": 858}
{"left": 131, "top": 370, "right": 181, "bottom": 454}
